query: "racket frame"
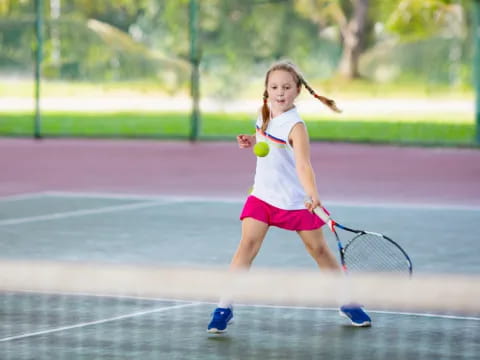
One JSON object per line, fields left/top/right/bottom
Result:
{"left": 314, "top": 207, "right": 413, "bottom": 275}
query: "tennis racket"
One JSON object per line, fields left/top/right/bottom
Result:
{"left": 314, "top": 207, "right": 413, "bottom": 276}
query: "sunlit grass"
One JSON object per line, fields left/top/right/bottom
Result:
{"left": 0, "top": 111, "right": 475, "bottom": 146}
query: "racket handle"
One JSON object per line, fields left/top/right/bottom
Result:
{"left": 304, "top": 198, "right": 334, "bottom": 231}
{"left": 313, "top": 207, "right": 335, "bottom": 232}
{"left": 313, "top": 207, "right": 330, "bottom": 223}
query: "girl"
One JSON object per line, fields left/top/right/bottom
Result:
{"left": 207, "top": 61, "right": 371, "bottom": 333}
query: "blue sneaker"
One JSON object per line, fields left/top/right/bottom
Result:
{"left": 339, "top": 304, "right": 372, "bottom": 327}
{"left": 207, "top": 307, "right": 234, "bottom": 333}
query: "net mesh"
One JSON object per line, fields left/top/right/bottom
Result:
{"left": 343, "top": 233, "right": 412, "bottom": 274}
{"left": 0, "top": 260, "right": 478, "bottom": 360}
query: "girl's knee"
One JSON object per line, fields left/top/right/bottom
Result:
{"left": 305, "top": 241, "right": 328, "bottom": 257}
{"left": 239, "top": 236, "right": 262, "bottom": 253}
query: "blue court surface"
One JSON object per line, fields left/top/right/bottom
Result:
{"left": 0, "top": 191, "right": 479, "bottom": 359}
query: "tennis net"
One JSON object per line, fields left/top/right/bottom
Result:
{"left": 0, "top": 260, "right": 478, "bottom": 360}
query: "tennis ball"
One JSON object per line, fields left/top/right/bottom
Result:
{"left": 253, "top": 142, "right": 269, "bottom": 157}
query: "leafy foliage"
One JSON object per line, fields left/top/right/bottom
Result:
{"left": 386, "top": 0, "right": 465, "bottom": 41}
{"left": 0, "top": 0, "right": 473, "bottom": 94}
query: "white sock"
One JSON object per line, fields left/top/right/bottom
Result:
{"left": 218, "top": 298, "right": 232, "bottom": 309}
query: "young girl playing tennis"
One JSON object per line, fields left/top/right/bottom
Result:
{"left": 207, "top": 60, "right": 371, "bottom": 333}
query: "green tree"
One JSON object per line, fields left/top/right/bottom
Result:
{"left": 294, "top": 0, "right": 370, "bottom": 79}
{"left": 386, "top": 0, "right": 466, "bottom": 40}
{"left": 294, "top": 0, "right": 467, "bottom": 80}
{"left": 385, "top": 0, "right": 468, "bottom": 87}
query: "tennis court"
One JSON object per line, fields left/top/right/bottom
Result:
{"left": 1, "top": 191, "right": 479, "bottom": 272}
{"left": 1, "top": 139, "right": 480, "bottom": 359}
{"left": 0, "top": 190, "right": 479, "bottom": 359}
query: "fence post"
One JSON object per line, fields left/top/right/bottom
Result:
{"left": 189, "top": 0, "right": 200, "bottom": 141}
{"left": 34, "top": 0, "right": 43, "bottom": 139}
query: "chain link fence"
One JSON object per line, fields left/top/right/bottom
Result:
{"left": 0, "top": 0, "right": 476, "bottom": 145}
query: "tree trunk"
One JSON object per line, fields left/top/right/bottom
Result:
{"left": 338, "top": 0, "right": 369, "bottom": 79}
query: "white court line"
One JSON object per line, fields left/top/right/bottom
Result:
{"left": 43, "top": 191, "right": 161, "bottom": 201}
{"left": 234, "top": 303, "right": 480, "bottom": 321}
{"left": 2, "top": 191, "right": 480, "bottom": 211}
{"left": 44, "top": 191, "right": 245, "bottom": 204}
{"left": 0, "top": 302, "right": 200, "bottom": 343}
{"left": 0, "top": 200, "right": 167, "bottom": 226}
{"left": 331, "top": 201, "right": 480, "bottom": 212}
{"left": 44, "top": 191, "right": 480, "bottom": 211}
{"left": 0, "top": 192, "right": 50, "bottom": 202}
{"left": 10, "top": 289, "right": 480, "bottom": 322}
{"left": 367, "top": 309, "right": 480, "bottom": 322}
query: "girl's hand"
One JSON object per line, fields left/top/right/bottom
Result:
{"left": 237, "top": 134, "right": 255, "bottom": 149}
{"left": 304, "top": 196, "right": 322, "bottom": 213}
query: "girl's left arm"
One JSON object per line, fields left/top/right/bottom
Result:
{"left": 289, "top": 122, "right": 322, "bottom": 212}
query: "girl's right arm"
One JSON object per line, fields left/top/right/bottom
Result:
{"left": 236, "top": 134, "right": 256, "bottom": 149}
{"left": 289, "top": 123, "right": 322, "bottom": 212}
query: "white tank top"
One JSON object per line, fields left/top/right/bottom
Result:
{"left": 251, "top": 107, "right": 307, "bottom": 210}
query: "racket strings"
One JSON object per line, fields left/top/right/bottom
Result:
{"left": 343, "top": 233, "right": 410, "bottom": 273}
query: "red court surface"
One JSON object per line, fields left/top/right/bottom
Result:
{"left": 1, "top": 138, "right": 479, "bottom": 206}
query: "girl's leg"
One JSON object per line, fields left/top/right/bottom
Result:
{"left": 297, "top": 227, "right": 341, "bottom": 271}
{"left": 230, "top": 217, "right": 270, "bottom": 270}
{"left": 298, "top": 228, "right": 372, "bottom": 326}
{"left": 212, "top": 217, "right": 269, "bottom": 312}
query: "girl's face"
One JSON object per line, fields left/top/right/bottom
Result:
{"left": 266, "top": 70, "right": 300, "bottom": 116}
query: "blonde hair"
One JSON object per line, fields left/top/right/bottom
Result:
{"left": 261, "top": 60, "right": 341, "bottom": 133}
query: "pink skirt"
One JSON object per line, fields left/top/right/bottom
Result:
{"left": 240, "top": 195, "right": 326, "bottom": 231}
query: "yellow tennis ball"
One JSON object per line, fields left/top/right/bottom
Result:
{"left": 253, "top": 142, "right": 269, "bottom": 157}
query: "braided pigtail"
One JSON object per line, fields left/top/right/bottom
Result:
{"left": 261, "top": 60, "right": 341, "bottom": 134}
{"left": 300, "top": 78, "right": 342, "bottom": 113}
{"left": 261, "top": 89, "right": 270, "bottom": 133}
